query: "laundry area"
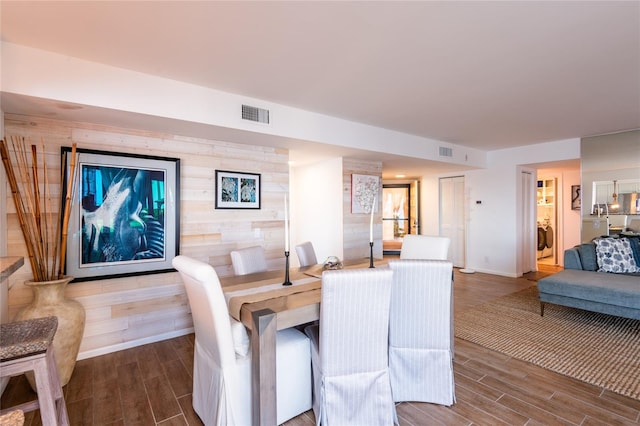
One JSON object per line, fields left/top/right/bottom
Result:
{"left": 537, "top": 177, "right": 557, "bottom": 265}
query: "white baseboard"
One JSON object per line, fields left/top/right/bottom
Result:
{"left": 468, "top": 267, "right": 519, "bottom": 278}
{"left": 77, "top": 327, "right": 194, "bottom": 360}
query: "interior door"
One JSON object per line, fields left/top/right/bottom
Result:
{"left": 521, "top": 170, "right": 535, "bottom": 274}
{"left": 439, "top": 176, "right": 465, "bottom": 267}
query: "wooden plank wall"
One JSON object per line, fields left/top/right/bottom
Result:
{"left": 3, "top": 114, "right": 290, "bottom": 358}
{"left": 5, "top": 114, "right": 382, "bottom": 359}
{"left": 3, "top": 114, "right": 382, "bottom": 359}
{"left": 342, "top": 158, "right": 383, "bottom": 260}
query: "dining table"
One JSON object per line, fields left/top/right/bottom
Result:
{"left": 219, "top": 258, "right": 385, "bottom": 426}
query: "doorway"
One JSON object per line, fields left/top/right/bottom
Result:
{"left": 536, "top": 176, "right": 558, "bottom": 266}
{"left": 382, "top": 183, "right": 417, "bottom": 254}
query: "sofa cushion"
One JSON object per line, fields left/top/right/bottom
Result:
{"left": 579, "top": 243, "right": 598, "bottom": 271}
{"left": 564, "top": 247, "right": 583, "bottom": 270}
{"left": 538, "top": 269, "right": 640, "bottom": 310}
{"left": 594, "top": 238, "right": 640, "bottom": 274}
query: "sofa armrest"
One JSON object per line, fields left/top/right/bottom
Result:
{"left": 564, "top": 247, "right": 583, "bottom": 270}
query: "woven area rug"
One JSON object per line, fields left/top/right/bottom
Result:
{"left": 455, "top": 286, "right": 640, "bottom": 400}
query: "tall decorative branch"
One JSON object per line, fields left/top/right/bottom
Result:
{"left": 0, "top": 137, "right": 77, "bottom": 281}
{"left": 1, "top": 138, "right": 40, "bottom": 279}
{"left": 58, "top": 143, "right": 77, "bottom": 278}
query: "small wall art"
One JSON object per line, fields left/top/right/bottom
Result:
{"left": 215, "top": 170, "right": 261, "bottom": 209}
{"left": 571, "top": 185, "right": 581, "bottom": 210}
{"left": 351, "top": 174, "right": 379, "bottom": 213}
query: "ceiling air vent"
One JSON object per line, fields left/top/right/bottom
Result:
{"left": 242, "top": 104, "right": 270, "bottom": 124}
{"left": 439, "top": 146, "right": 453, "bottom": 157}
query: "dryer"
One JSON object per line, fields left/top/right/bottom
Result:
{"left": 537, "top": 221, "right": 554, "bottom": 260}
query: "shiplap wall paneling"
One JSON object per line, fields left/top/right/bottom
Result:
{"left": 4, "top": 114, "right": 289, "bottom": 358}
{"left": 342, "top": 158, "right": 383, "bottom": 261}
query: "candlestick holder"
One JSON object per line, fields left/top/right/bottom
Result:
{"left": 283, "top": 251, "right": 292, "bottom": 286}
{"left": 369, "top": 241, "right": 375, "bottom": 268}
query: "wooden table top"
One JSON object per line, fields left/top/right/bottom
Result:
{"left": 219, "top": 258, "right": 387, "bottom": 331}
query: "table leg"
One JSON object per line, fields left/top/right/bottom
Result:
{"left": 250, "top": 308, "right": 277, "bottom": 426}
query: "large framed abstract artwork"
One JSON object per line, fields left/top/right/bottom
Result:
{"left": 215, "top": 170, "right": 261, "bottom": 209}
{"left": 62, "top": 147, "right": 180, "bottom": 281}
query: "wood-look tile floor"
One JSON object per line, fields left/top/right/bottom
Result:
{"left": 3, "top": 266, "right": 640, "bottom": 425}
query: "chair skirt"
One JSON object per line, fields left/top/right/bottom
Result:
{"left": 307, "top": 325, "right": 396, "bottom": 425}
{"left": 192, "top": 328, "right": 311, "bottom": 425}
{"left": 389, "top": 347, "right": 455, "bottom": 405}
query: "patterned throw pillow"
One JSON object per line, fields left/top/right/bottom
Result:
{"left": 594, "top": 238, "right": 640, "bottom": 273}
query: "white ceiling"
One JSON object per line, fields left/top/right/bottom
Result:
{"left": 1, "top": 1, "right": 638, "bottom": 175}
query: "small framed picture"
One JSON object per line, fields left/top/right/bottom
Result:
{"left": 215, "top": 170, "right": 261, "bottom": 209}
{"left": 571, "top": 185, "right": 581, "bottom": 210}
{"left": 351, "top": 174, "right": 379, "bottom": 214}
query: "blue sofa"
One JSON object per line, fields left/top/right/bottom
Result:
{"left": 537, "top": 240, "right": 640, "bottom": 320}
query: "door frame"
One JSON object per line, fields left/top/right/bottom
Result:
{"left": 381, "top": 183, "right": 412, "bottom": 255}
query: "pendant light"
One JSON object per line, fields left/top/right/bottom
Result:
{"left": 611, "top": 180, "right": 619, "bottom": 210}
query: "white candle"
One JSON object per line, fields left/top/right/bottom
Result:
{"left": 369, "top": 196, "right": 376, "bottom": 243}
{"left": 284, "top": 194, "right": 290, "bottom": 252}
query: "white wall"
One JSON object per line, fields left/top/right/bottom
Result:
{"left": 1, "top": 42, "right": 487, "bottom": 171}
{"left": 291, "top": 157, "right": 344, "bottom": 265}
{"left": 420, "top": 164, "right": 522, "bottom": 275}
{"left": 465, "top": 161, "right": 518, "bottom": 275}
{"left": 468, "top": 140, "right": 580, "bottom": 276}
{"left": 0, "top": 41, "right": 600, "bottom": 278}
{"left": 415, "top": 139, "right": 581, "bottom": 277}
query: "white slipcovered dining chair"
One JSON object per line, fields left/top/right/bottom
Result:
{"left": 399, "top": 234, "right": 455, "bottom": 358}
{"left": 388, "top": 259, "right": 455, "bottom": 405}
{"left": 172, "top": 255, "right": 312, "bottom": 425}
{"left": 295, "top": 241, "right": 318, "bottom": 266}
{"left": 400, "top": 234, "right": 450, "bottom": 260}
{"left": 304, "top": 268, "right": 397, "bottom": 425}
{"left": 230, "top": 245, "right": 268, "bottom": 275}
